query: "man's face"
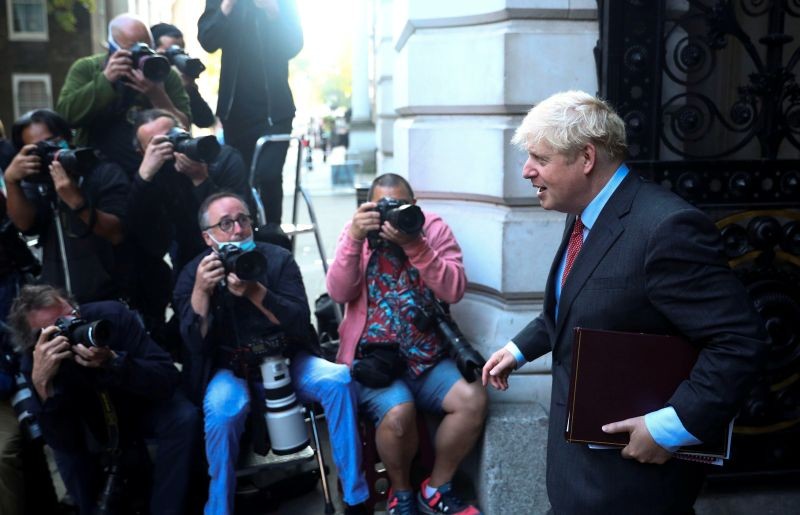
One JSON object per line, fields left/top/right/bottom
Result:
{"left": 522, "top": 141, "right": 590, "bottom": 215}
{"left": 136, "top": 116, "right": 176, "bottom": 153}
{"left": 202, "top": 197, "right": 253, "bottom": 249}
{"left": 26, "top": 298, "right": 74, "bottom": 333}
{"left": 156, "top": 35, "right": 184, "bottom": 53}
{"left": 370, "top": 184, "right": 414, "bottom": 205}
{"left": 21, "top": 122, "right": 56, "bottom": 146}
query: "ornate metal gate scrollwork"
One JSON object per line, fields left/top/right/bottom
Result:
{"left": 598, "top": 0, "right": 800, "bottom": 475}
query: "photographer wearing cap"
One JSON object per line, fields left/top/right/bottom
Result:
{"left": 3, "top": 109, "right": 128, "bottom": 303}
{"left": 174, "top": 192, "right": 369, "bottom": 515}
{"left": 151, "top": 23, "right": 216, "bottom": 129}
{"left": 7, "top": 284, "right": 199, "bottom": 515}
{"left": 56, "top": 14, "right": 190, "bottom": 176}
{"left": 326, "top": 173, "right": 487, "bottom": 515}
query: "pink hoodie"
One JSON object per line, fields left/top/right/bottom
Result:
{"left": 326, "top": 212, "right": 467, "bottom": 367}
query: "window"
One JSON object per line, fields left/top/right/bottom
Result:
{"left": 7, "top": 0, "right": 49, "bottom": 41}
{"left": 12, "top": 74, "right": 53, "bottom": 119}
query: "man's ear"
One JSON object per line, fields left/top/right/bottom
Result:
{"left": 202, "top": 231, "right": 214, "bottom": 248}
{"left": 582, "top": 143, "right": 597, "bottom": 176}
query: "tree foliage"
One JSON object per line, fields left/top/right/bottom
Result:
{"left": 48, "top": 0, "right": 95, "bottom": 33}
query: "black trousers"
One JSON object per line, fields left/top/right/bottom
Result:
{"left": 223, "top": 116, "right": 294, "bottom": 224}
{"left": 52, "top": 391, "right": 200, "bottom": 515}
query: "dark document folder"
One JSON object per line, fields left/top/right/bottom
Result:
{"left": 565, "top": 327, "right": 731, "bottom": 463}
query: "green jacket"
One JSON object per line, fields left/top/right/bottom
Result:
{"left": 56, "top": 53, "right": 191, "bottom": 146}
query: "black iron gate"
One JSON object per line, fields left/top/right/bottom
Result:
{"left": 597, "top": 0, "right": 800, "bottom": 475}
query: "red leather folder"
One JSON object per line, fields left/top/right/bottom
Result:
{"left": 565, "top": 327, "right": 730, "bottom": 462}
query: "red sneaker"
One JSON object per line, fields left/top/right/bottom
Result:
{"left": 417, "top": 477, "right": 482, "bottom": 515}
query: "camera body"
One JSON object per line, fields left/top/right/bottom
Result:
{"left": 53, "top": 317, "right": 112, "bottom": 348}
{"left": 217, "top": 244, "right": 267, "bottom": 281}
{"left": 367, "top": 197, "right": 425, "bottom": 249}
{"left": 163, "top": 45, "right": 206, "bottom": 79}
{"left": 414, "top": 302, "right": 485, "bottom": 383}
{"left": 166, "top": 128, "right": 220, "bottom": 163}
{"left": 25, "top": 141, "right": 97, "bottom": 183}
{"left": 129, "top": 42, "right": 171, "bottom": 82}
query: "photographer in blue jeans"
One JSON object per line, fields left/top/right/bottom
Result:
{"left": 174, "top": 192, "right": 370, "bottom": 515}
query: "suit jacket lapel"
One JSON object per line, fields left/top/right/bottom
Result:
{"left": 554, "top": 172, "right": 641, "bottom": 341}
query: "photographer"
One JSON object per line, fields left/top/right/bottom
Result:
{"left": 173, "top": 192, "right": 369, "bottom": 515}
{"left": 131, "top": 109, "right": 250, "bottom": 274}
{"left": 56, "top": 13, "right": 190, "bottom": 176}
{"left": 326, "top": 173, "right": 487, "bottom": 515}
{"left": 3, "top": 110, "right": 128, "bottom": 303}
{"left": 198, "top": 0, "right": 303, "bottom": 224}
{"left": 151, "top": 23, "right": 216, "bottom": 129}
{"left": 7, "top": 284, "right": 199, "bottom": 515}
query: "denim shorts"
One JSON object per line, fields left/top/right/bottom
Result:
{"left": 354, "top": 358, "right": 462, "bottom": 427}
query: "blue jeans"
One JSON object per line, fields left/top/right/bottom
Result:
{"left": 203, "top": 352, "right": 369, "bottom": 515}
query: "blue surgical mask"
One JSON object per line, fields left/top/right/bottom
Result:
{"left": 208, "top": 233, "right": 256, "bottom": 253}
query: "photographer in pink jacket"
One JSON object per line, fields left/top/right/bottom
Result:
{"left": 327, "top": 173, "right": 486, "bottom": 515}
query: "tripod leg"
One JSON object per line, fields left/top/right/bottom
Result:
{"left": 307, "top": 405, "right": 335, "bottom": 514}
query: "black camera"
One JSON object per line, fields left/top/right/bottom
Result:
{"left": 166, "top": 127, "right": 220, "bottom": 163}
{"left": 11, "top": 371, "right": 43, "bottom": 442}
{"left": 367, "top": 197, "right": 425, "bottom": 249}
{"left": 217, "top": 244, "right": 267, "bottom": 281}
{"left": 414, "top": 302, "right": 485, "bottom": 383}
{"left": 25, "top": 141, "right": 97, "bottom": 183}
{"left": 129, "top": 42, "right": 171, "bottom": 82}
{"left": 53, "top": 317, "right": 112, "bottom": 348}
{"left": 163, "top": 45, "right": 206, "bottom": 79}
{"left": 351, "top": 342, "right": 404, "bottom": 388}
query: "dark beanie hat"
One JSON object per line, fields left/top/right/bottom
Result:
{"left": 150, "top": 23, "right": 183, "bottom": 44}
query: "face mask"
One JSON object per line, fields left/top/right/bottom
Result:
{"left": 208, "top": 233, "right": 256, "bottom": 253}
{"left": 108, "top": 34, "right": 121, "bottom": 53}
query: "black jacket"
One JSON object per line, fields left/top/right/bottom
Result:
{"left": 198, "top": 0, "right": 303, "bottom": 123}
{"left": 174, "top": 242, "right": 319, "bottom": 405}
{"left": 21, "top": 301, "right": 179, "bottom": 451}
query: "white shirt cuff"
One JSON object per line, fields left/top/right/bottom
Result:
{"left": 644, "top": 406, "right": 702, "bottom": 452}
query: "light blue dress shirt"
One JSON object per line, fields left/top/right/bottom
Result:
{"left": 503, "top": 163, "right": 701, "bottom": 451}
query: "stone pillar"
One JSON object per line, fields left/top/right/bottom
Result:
{"left": 348, "top": 0, "right": 377, "bottom": 175}
{"left": 386, "top": 1, "right": 599, "bottom": 513}
{"left": 374, "top": 0, "right": 396, "bottom": 173}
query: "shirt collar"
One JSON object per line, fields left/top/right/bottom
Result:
{"left": 579, "top": 163, "right": 629, "bottom": 231}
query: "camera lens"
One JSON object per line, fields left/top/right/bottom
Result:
{"left": 139, "top": 54, "right": 171, "bottom": 82}
{"left": 387, "top": 204, "right": 425, "bottom": 235}
{"left": 231, "top": 251, "right": 267, "bottom": 281}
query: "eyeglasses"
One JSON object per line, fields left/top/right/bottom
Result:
{"left": 204, "top": 214, "right": 253, "bottom": 233}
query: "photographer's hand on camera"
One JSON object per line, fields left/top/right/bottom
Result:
{"left": 380, "top": 220, "right": 419, "bottom": 247}
{"left": 3, "top": 145, "right": 40, "bottom": 184}
{"left": 31, "top": 326, "right": 72, "bottom": 401}
{"left": 72, "top": 343, "right": 116, "bottom": 369}
{"left": 174, "top": 152, "right": 209, "bottom": 186}
{"left": 103, "top": 49, "right": 133, "bottom": 83}
{"left": 49, "top": 161, "right": 85, "bottom": 210}
{"left": 348, "top": 202, "right": 380, "bottom": 241}
{"left": 138, "top": 135, "right": 173, "bottom": 182}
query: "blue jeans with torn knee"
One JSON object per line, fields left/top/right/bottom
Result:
{"left": 203, "top": 352, "right": 369, "bottom": 515}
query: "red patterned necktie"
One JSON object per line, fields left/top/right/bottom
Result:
{"left": 562, "top": 216, "right": 585, "bottom": 287}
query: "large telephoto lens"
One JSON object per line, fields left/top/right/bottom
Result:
{"left": 166, "top": 45, "right": 206, "bottom": 79}
{"left": 259, "top": 357, "right": 309, "bottom": 455}
{"left": 130, "top": 42, "right": 171, "bottom": 82}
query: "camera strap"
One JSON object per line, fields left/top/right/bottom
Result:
{"left": 97, "top": 389, "right": 121, "bottom": 454}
